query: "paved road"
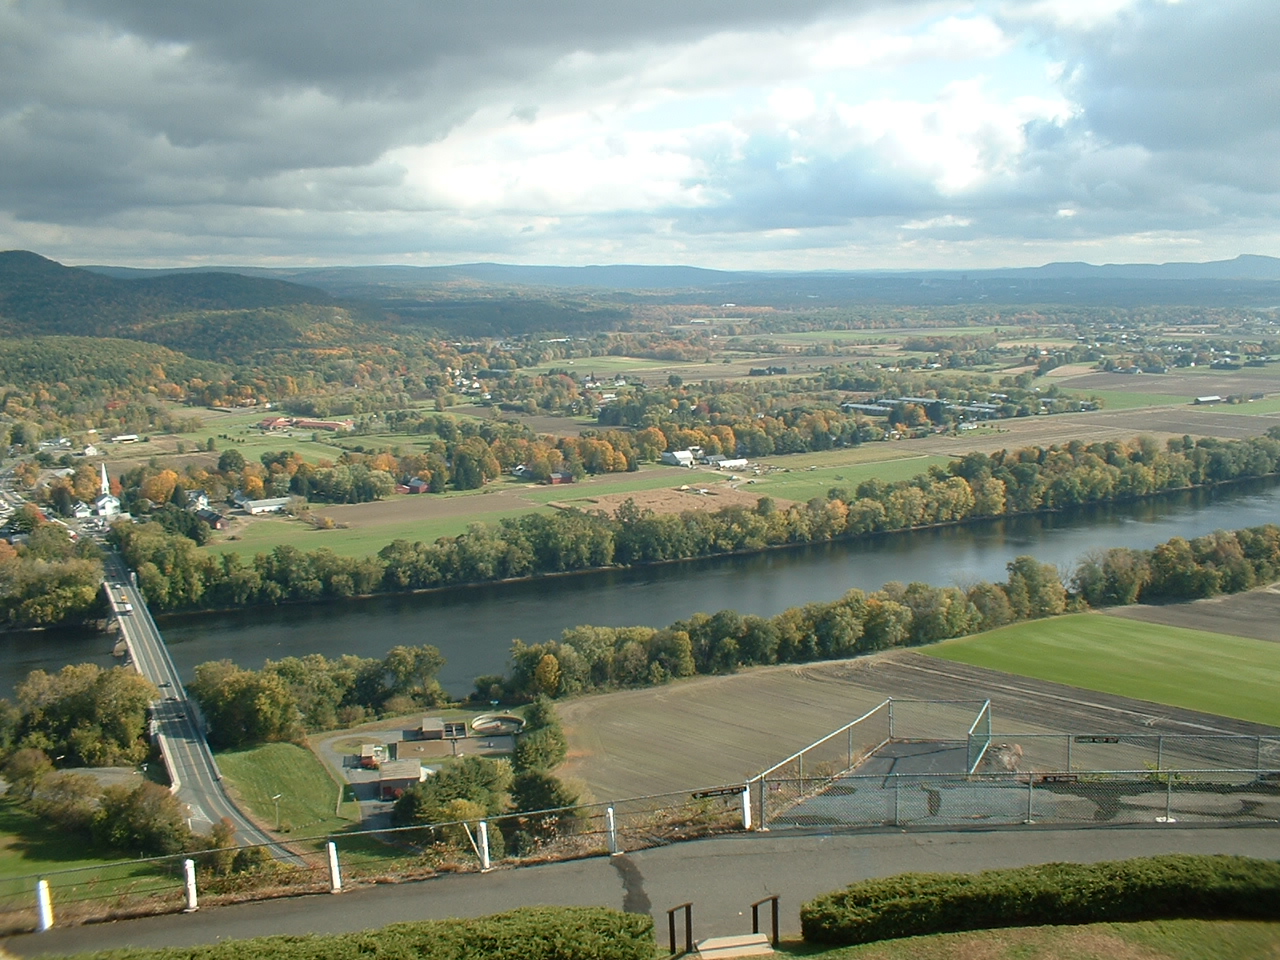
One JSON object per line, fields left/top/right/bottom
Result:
{"left": 102, "top": 553, "right": 278, "bottom": 851}
{"left": 6, "top": 825, "right": 1280, "bottom": 956}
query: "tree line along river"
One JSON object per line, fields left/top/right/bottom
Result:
{"left": 4, "top": 476, "right": 1280, "bottom": 698}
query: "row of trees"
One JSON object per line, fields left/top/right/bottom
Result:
{"left": 1074, "top": 525, "right": 1280, "bottom": 607}
{"left": 491, "top": 556, "right": 1068, "bottom": 700}
{"left": 107, "top": 432, "right": 1280, "bottom": 619}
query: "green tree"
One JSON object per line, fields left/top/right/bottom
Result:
{"left": 94, "top": 781, "right": 194, "bottom": 857}
{"left": 188, "top": 661, "right": 300, "bottom": 748}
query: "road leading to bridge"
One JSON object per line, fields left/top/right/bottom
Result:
{"left": 103, "top": 553, "right": 280, "bottom": 851}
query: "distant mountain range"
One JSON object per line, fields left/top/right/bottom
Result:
{"left": 1, "top": 250, "right": 1276, "bottom": 322}
{"left": 82, "top": 253, "right": 1280, "bottom": 288}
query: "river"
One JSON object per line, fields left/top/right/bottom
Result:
{"left": 4, "top": 478, "right": 1279, "bottom": 697}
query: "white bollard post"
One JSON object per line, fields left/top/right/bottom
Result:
{"left": 327, "top": 841, "right": 342, "bottom": 892}
{"left": 741, "top": 786, "right": 753, "bottom": 831}
{"left": 606, "top": 806, "right": 619, "bottom": 855}
{"left": 183, "top": 858, "right": 198, "bottom": 912}
{"left": 35, "top": 879, "right": 54, "bottom": 932}
{"left": 477, "top": 820, "right": 491, "bottom": 872}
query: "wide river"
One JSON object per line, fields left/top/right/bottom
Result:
{"left": 4, "top": 478, "right": 1280, "bottom": 697}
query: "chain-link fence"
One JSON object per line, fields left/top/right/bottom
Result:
{"left": 763, "top": 769, "right": 1280, "bottom": 830}
{"left": 977, "top": 734, "right": 1280, "bottom": 775}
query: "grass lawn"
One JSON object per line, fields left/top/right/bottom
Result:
{"left": 216, "top": 742, "right": 359, "bottom": 839}
{"left": 0, "top": 799, "right": 150, "bottom": 881}
{"left": 785, "top": 919, "right": 1280, "bottom": 959}
{"left": 923, "top": 613, "right": 1280, "bottom": 726}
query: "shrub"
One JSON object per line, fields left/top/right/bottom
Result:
{"left": 74, "top": 906, "right": 653, "bottom": 960}
{"left": 800, "top": 854, "right": 1280, "bottom": 945}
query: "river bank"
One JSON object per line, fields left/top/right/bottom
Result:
{"left": 5, "top": 473, "right": 1280, "bottom": 698}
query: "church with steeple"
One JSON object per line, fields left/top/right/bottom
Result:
{"left": 94, "top": 461, "right": 121, "bottom": 517}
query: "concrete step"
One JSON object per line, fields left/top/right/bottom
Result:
{"left": 694, "top": 932, "right": 774, "bottom": 958}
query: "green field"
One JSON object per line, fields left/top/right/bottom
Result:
{"left": 1070, "top": 389, "right": 1188, "bottom": 410}
{"left": 216, "top": 742, "right": 359, "bottom": 837}
{"left": 531, "top": 355, "right": 689, "bottom": 375}
{"left": 744, "top": 454, "right": 950, "bottom": 502}
{"left": 206, "top": 504, "right": 559, "bottom": 558}
{"left": 766, "top": 325, "right": 1010, "bottom": 344}
{"left": 1206, "top": 395, "right": 1280, "bottom": 415}
{"left": 795, "top": 919, "right": 1280, "bottom": 960}
{"left": 923, "top": 613, "right": 1280, "bottom": 726}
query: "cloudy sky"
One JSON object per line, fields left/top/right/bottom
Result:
{"left": 1, "top": 0, "right": 1276, "bottom": 269}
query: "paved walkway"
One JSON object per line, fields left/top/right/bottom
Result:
{"left": 7, "top": 825, "right": 1280, "bottom": 957}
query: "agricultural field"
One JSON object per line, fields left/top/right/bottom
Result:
{"left": 215, "top": 742, "right": 359, "bottom": 838}
{"left": 1105, "top": 586, "right": 1280, "bottom": 644}
{"left": 558, "top": 641, "right": 1279, "bottom": 801}
{"left": 923, "top": 614, "right": 1280, "bottom": 727}
{"left": 1062, "top": 389, "right": 1188, "bottom": 410}
{"left": 798, "top": 919, "right": 1280, "bottom": 960}
{"left": 203, "top": 446, "right": 949, "bottom": 557}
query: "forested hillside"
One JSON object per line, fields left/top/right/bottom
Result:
{"left": 0, "top": 250, "right": 333, "bottom": 338}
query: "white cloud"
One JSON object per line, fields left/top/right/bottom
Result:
{"left": 0, "top": 0, "right": 1276, "bottom": 268}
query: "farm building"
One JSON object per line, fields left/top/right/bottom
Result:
{"left": 547, "top": 471, "right": 574, "bottom": 485}
{"left": 712, "top": 458, "right": 748, "bottom": 471}
{"left": 195, "top": 508, "right": 230, "bottom": 530}
{"left": 661, "top": 450, "right": 696, "bottom": 467}
{"left": 232, "top": 492, "right": 291, "bottom": 514}
{"left": 1194, "top": 395, "right": 1224, "bottom": 405}
{"left": 378, "top": 760, "right": 426, "bottom": 800}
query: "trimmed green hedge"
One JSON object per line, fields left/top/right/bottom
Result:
{"left": 801, "top": 854, "right": 1280, "bottom": 945}
{"left": 66, "top": 906, "right": 654, "bottom": 960}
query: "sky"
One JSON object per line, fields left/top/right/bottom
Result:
{"left": 0, "top": 0, "right": 1277, "bottom": 270}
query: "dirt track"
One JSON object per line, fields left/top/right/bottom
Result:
{"left": 559, "top": 650, "right": 1278, "bottom": 800}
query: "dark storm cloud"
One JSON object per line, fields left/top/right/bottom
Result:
{"left": 1, "top": 0, "right": 893, "bottom": 227}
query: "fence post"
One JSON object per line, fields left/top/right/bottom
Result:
{"left": 848, "top": 727, "right": 853, "bottom": 769}
{"left": 35, "top": 879, "right": 53, "bottom": 932}
{"left": 1157, "top": 736, "right": 1164, "bottom": 770}
{"left": 1066, "top": 735, "right": 1072, "bottom": 772}
{"left": 741, "top": 787, "right": 752, "bottom": 832}
{"left": 478, "top": 821, "right": 491, "bottom": 872}
{"left": 1257, "top": 736, "right": 1264, "bottom": 772}
{"left": 183, "top": 858, "right": 198, "bottom": 912}
{"left": 759, "top": 779, "right": 768, "bottom": 830}
{"left": 327, "top": 840, "right": 342, "bottom": 892}
{"left": 1162, "top": 776, "right": 1176, "bottom": 823}
{"left": 892, "top": 774, "right": 900, "bottom": 827}
{"left": 606, "top": 805, "right": 620, "bottom": 855}
{"left": 888, "top": 699, "right": 895, "bottom": 739}
{"left": 1025, "top": 777, "right": 1034, "bottom": 824}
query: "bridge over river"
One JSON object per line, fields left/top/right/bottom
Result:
{"left": 103, "top": 552, "right": 278, "bottom": 850}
